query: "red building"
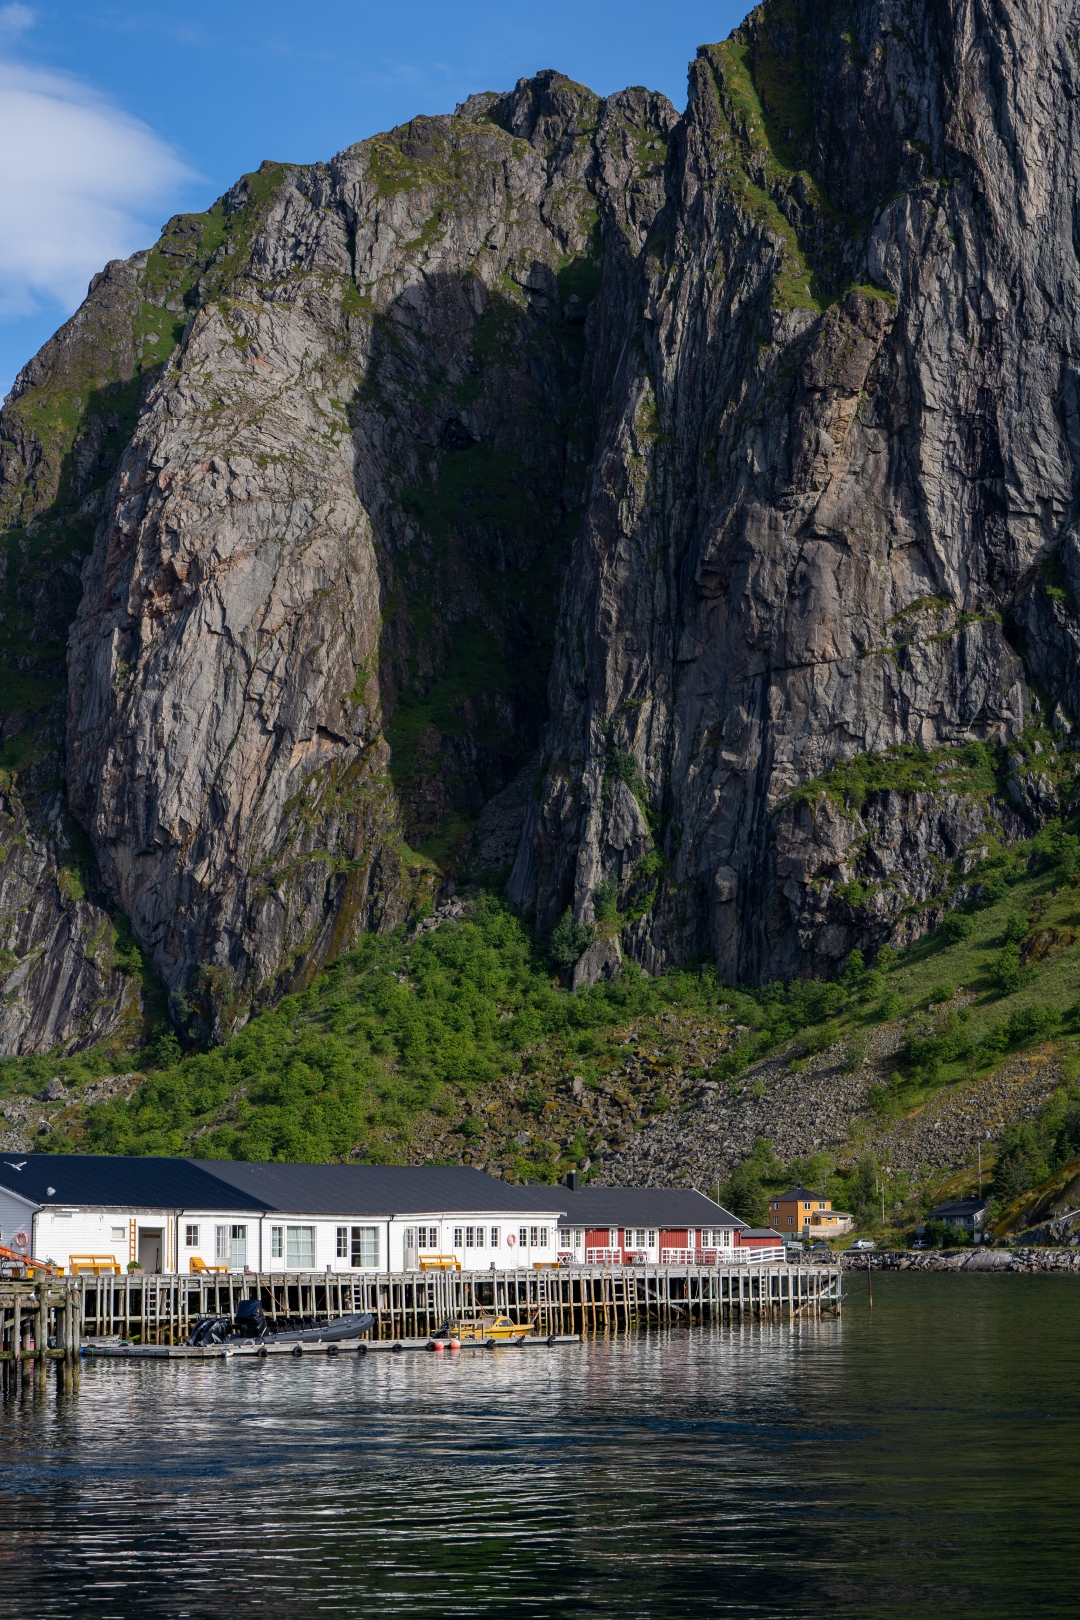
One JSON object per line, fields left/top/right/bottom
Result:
{"left": 553, "top": 1178, "right": 782, "bottom": 1263}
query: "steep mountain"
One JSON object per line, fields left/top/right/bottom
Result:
{"left": 2, "top": 0, "right": 1080, "bottom": 1060}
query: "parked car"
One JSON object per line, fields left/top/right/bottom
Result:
{"left": 848, "top": 1239, "right": 876, "bottom": 1251}
{"left": 808, "top": 1241, "right": 832, "bottom": 1252}
{"left": 911, "top": 1239, "right": 930, "bottom": 1250}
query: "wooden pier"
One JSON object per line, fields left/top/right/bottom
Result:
{"left": 0, "top": 1261, "right": 840, "bottom": 1371}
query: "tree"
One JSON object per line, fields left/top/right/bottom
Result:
{"left": 719, "top": 1161, "right": 768, "bottom": 1227}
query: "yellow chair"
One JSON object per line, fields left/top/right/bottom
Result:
{"left": 69, "top": 1254, "right": 121, "bottom": 1276}
{"left": 419, "top": 1254, "right": 462, "bottom": 1271}
{"left": 189, "top": 1257, "right": 230, "bottom": 1275}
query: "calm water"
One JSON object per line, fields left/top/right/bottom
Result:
{"left": 1, "top": 1273, "right": 1077, "bottom": 1619}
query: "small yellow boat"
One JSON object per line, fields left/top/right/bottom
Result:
{"left": 433, "top": 1313, "right": 537, "bottom": 1342}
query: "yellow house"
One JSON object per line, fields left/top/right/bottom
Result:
{"left": 769, "top": 1186, "right": 851, "bottom": 1237}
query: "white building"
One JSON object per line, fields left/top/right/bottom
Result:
{"left": 0, "top": 1156, "right": 566, "bottom": 1275}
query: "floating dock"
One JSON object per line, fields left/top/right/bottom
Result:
{"left": 0, "top": 1261, "right": 840, "bottom": 1381}
{"left": 82, "top": 1332, "right": 584, "bottom": 1360}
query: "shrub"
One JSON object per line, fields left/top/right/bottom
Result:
{"left": 549, "top": 908, "right": 592, "bottom": 971}
{"left": 879, "top": 991, "right": 903, "bottom": 1020}
{"left": 593, "top": 875, "right": 619, "bottom": 924}
{"left": 844, "top": 1034, "right": 868, "bottom": 1072}
{"left": 147, "top": 1024, "right": 184, "bottom": 1069}
{"left": 989, "top": 944, "right": 1036, "bottom": 996}
{"left": 1005, "top": 1003, "right": 1056, "bottom": 1045}
{"left": 939, "top": 911, "right": 975, "bottom": 943}
{"left": 1001, "top": 913, "right": 1028, "bottom": 944}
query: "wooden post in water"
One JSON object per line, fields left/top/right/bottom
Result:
{"left": 867, "top": 1254, "right": 873, "bottom": 1307}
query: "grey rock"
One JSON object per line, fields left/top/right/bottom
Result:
{"left": 571, "top": 934, "right": 623, "bottom": 992}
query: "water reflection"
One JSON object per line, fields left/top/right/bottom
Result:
{"left": 1, "top": 1275, "right": 1077, "bottom": 1618}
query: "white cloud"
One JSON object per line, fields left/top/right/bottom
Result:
{"left": 0, "top": 32, "right": 194, "bottom": 318}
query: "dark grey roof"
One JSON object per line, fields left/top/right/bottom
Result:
{"left": 0, "top": 1155, "right": 271, "bottom": 1212}
{"left": 191, "top": 1161, "right": 568, "bottom": 1217}
{"left": 777, "top": 1187, "right": 828, "bottom": 1202}
{"left": 928, "top": 1198, "right": 988, "bottom": 1218}
{"left": 554, "top": 1185, "right": 745, "bottom": 1227}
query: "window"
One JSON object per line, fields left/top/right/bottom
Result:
{"left": 519, "top": 1227, "right": 528, "bottom": 1247}
{"left": 114, "top": 1226, "right": 129, "bottom": 1244}
{"left": 538, "top": 1227, "right": 548, "bottom": 1248}
{"left": 215, "top": 1225, "right": 228, "bottom": 1261}
{"left": 350, "top": 1227, "right": 378, "bottom": 1268}
{"left": 465, "top": 1226, "right": 475, "bottom": 1248}
{"left": 609, "top": 1229, "right": 618, "bottom": 1247}
{"left": 337, "top": 1226, "right": 349, "bottom": 1258}
{"left": 271, "top": 1226, "right": 283, "bottom": 1259}
{"left": 803, "top": 1202, "right": 811, "bottom": 1210}
{"left": 574, "top": 1229, "right": 583, "bottom": 1250}
{"left": 230, "top": 1225, "right": 247, "bottom": 1268}
{"left": 454, "top": 1227, "right": 464, "bottom": 1248}
{"left": 634, "top": 1229, "right": 646, "bottom": 1248}
{"left": 787, "top": 1216, "right": 793, "bottom": 1226}
{"left": 529, "top": 1226, "right": 539, "bottom": 1246}
{"left": 818, "top": 1202, "right": 826, "bottom": 1210}
{"left": 422, "top": 1226, "right": 437, "bottom": 1249}
{"left": 184, "top": 1224, "right": 199, "bottom": 1248}
{"left": 286, "top": 1225, "right": 315, "bottom": 1268}
{"left": 490, "top": 1227, "right": 500, "bottom": 1248}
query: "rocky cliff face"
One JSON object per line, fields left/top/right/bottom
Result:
{"left": 2, "top": 0, "right": 1080, "bottom": 1052}
{"left": 518, "top": 0, "right": 1080, "bottom": 983}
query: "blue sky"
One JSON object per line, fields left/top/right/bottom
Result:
{"left": 0, "top": 1, "right": 747, "bottom": 397}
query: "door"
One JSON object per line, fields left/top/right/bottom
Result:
{"left": 230, "top": 1225, "right": 248, "bottom": 1269}
{"left": 138, "top": 1229, "right": 163, "bottom": 1273}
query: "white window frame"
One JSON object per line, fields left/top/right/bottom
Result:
{"left": 271, "top": 1225, "right": 283, "bottom": 1259}
{"left": 184, "top": 1224, "right": 199, "bottom": 1248}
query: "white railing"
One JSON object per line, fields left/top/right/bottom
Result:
{"left": 585, "top": 1248, "right": 622, "bottom": 1264}
{"left": 660, "top": 1247, "right": 787, "bottom": 1266}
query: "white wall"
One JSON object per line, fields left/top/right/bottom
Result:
{"left": 0, "top": 1184, "right": 37, "bottom": 1250}
{"left": 29, "top": 1203, "right": 567, "bottom": 1274}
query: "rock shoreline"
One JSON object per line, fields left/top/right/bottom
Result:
{"left": 836, "top": 1247, "right": 1080, "bottom": 1273}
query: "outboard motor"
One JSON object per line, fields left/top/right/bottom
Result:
{"left": 188, "top": 1316, "right": 230, "bottom": 1347}
{"left": 233, "top": 1299, "right": 268, "bottom": 1339}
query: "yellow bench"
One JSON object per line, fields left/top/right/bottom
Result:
{"left": 189, "top": 1257, "right": 230, "bottom": 1275}
{"left": 419, "top": 1254, "right": 462, "bottom": 1271}
{"left": 69, "top": 1254, "right": 121, "bottom": 1276}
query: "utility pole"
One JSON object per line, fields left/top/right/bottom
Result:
{"left": 978, "top": 1140, "right": 982, "bottom": 1196}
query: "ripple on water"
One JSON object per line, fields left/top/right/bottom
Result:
{"left": 2, "top": 1275, "right": 1078, "bottom": 1618}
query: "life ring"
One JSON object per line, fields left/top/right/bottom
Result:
{"left": 506, "top": 1234, "right": 516, "bottom": 1247}
{"left": 14, "top": 1230, "right": 29, "bottom": 1249}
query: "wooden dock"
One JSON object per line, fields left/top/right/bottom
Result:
{"left": 0, "top": 1261, "right": 840, "bottom": 1375}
